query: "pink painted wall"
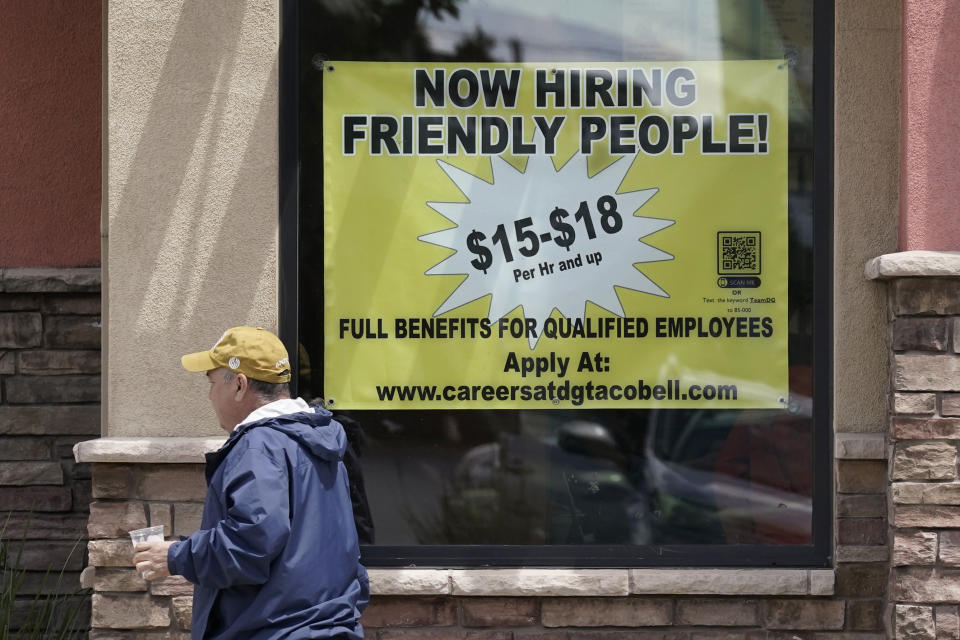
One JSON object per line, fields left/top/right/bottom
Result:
{"left": 901, "top": 0, "right": 960, "bottom": 251}
{"left": 0, "top": 2, "right": 101, "bottom": 267}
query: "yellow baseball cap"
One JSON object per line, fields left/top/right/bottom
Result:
{"left": 181, "top": 326, "right": 292, "bottom": 383}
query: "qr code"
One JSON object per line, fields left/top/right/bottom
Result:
{"left": 717, "top": 231, "right": 761, "bottom": 275}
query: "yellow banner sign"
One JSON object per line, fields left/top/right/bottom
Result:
{"left": 322, "top": 60, "right": 788, "bottom": 409}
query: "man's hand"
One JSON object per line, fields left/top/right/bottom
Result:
{"left": 133, "top": 540, "right": 176, "bottom": 581}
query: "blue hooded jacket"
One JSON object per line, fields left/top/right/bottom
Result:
{"left": 168, "top": 406, "right": 369, "bottom": 640}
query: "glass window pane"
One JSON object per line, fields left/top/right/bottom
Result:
{"left": 298, "top": 0, "right": 820, "bottom": 553}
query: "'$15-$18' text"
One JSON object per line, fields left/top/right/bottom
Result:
{"left": 466, "top": 195, "right": 623, "bottom": 273}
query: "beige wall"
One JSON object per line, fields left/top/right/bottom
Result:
{"left": 103, "top": 0, "right": 901, "bottom": 438}
{"left": 834, "top": 0, "right": 901, "bottom": 434}
{"left": 105, "top": 0, "right": 279, "bottom": 436}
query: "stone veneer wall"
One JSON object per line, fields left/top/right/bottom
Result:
{"left": 79, "top": 415, "right": 892, "bottom": 639}
{"left": 867, "top": 254, "right": 960, "bottom": 638}
{"left": 0, "top": 268, "right": 101, "bottom": 631}
{"left": 83, "top": 464, "right": 205, "bottom": 635}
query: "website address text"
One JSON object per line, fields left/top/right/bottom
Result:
{"left": 375, "top": 379, "right": 738, "bottom": 406}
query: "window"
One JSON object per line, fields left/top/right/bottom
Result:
{"left": 283, "top": 0, "right": 832, "bottom": 566}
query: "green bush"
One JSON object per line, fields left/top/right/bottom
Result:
{"left": 0, "top": 514, "right": 91, "bottom": 640}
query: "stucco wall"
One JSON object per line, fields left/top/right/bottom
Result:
{"left": 834, "top": 0, "right": 901, "bottom": 435}
{"left": 105, "top": 0, "right": 279, "bottom": 436}
{"left": 0, "top": 2, "right": 101, "bottom": 268}
{"left": 900, "top": 0, "right": 960, "bottom": 251}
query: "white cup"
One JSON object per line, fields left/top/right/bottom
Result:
{"left": 129, "top": 525, "right": 165, "bottom": 578}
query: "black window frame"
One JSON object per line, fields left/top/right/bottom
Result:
{"left": 279, "top": 0, "right": 834, "bottom": 568}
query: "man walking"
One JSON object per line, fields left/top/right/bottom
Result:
{"left": 133, "top": 326, "right": 368, "bottom": 639}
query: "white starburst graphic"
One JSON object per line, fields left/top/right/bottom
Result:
{"left": 419, "top": 143, "right": 674, "bottom": 348}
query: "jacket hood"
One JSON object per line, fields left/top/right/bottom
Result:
{"left": 234, "top": 406, "right": 346, "bottom": 462}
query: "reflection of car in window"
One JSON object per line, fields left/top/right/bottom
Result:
{"left": 644, "top": 368, "right": 813, "bottom": 545}
{"left": 445, "top": 420, "right": 652, "bottom": 545}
